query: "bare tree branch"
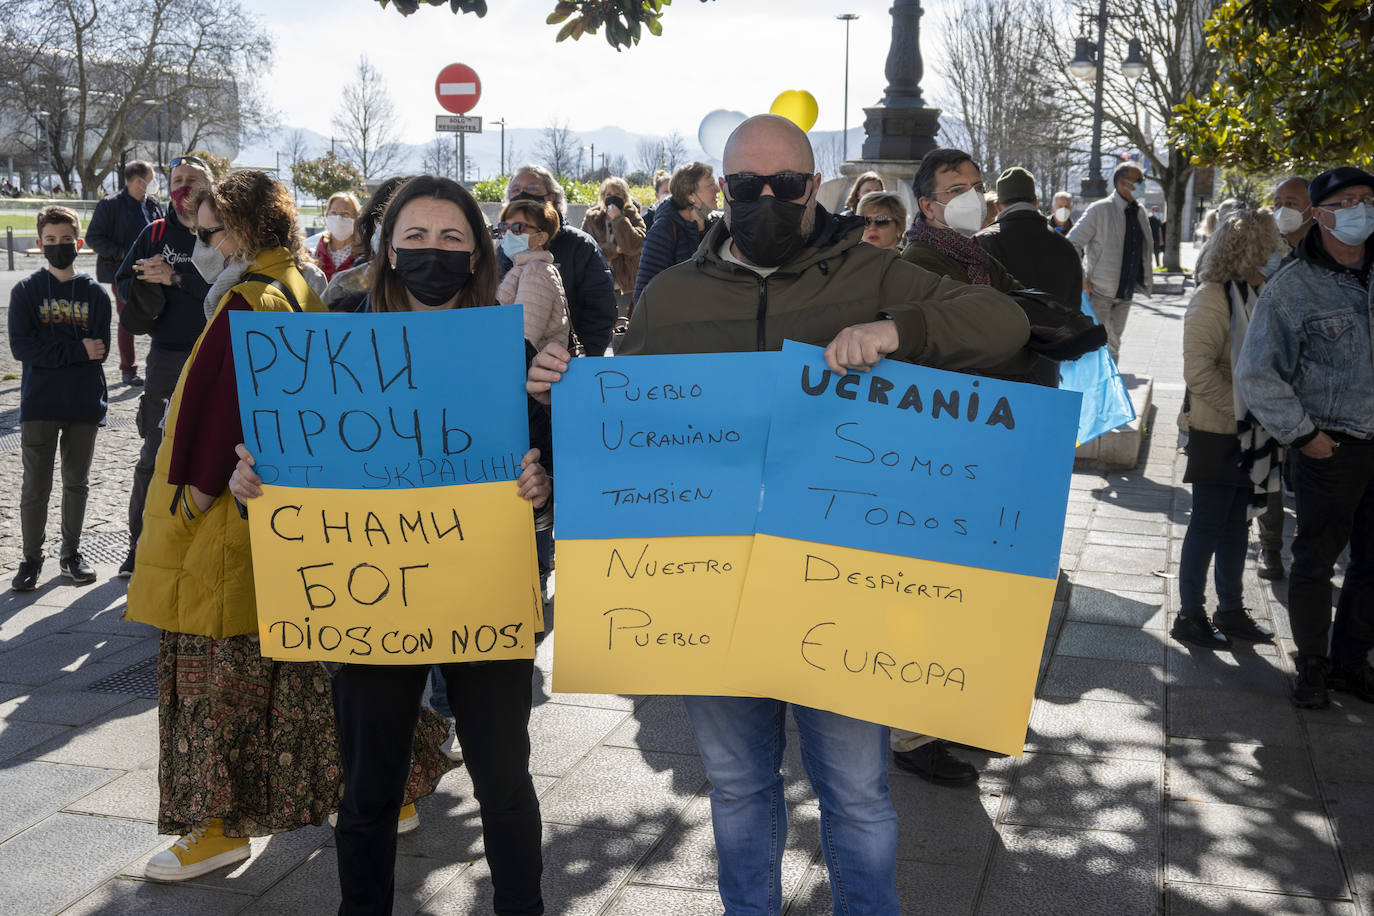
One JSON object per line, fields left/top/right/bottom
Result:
{"left": 332, "top": 55, "right": 405, "bottom": 181}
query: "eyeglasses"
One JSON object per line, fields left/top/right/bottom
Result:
{"left": 862, "top": 215, "right": 896, "bottom": 228}
{"left": 496, "top": 221, "right": 538, "bottom": 235}
{"left": 195, "top": 224, "right": 224, "bottom": 245}
{"left": 507, "top": 184, "right": 547, "bottom": 198}
{"left": 934, "top": 182, "right": 987, "bottom": 200}
{"left": 1316, "top": 195, "right": 1374, "bottom": 211}
{"left": 723, "top": 171, "right": 812, "bottom": 203}
{"left": 169, "top": 155, "right": 208, "bottom": 170}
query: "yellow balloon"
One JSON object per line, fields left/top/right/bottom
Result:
{"left": 769, "top": 90, "right": 819, "bottom": 132}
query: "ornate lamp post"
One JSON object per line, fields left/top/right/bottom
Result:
{"left": 1068, "top": 0, "right": 1147, "bottom": 200}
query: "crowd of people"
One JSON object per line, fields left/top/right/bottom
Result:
{"left": 7, "top": 111, "right": 1372, "bottom": 912}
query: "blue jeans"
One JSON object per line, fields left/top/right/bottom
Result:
{"left": 1179, "top": 483, "right": 1249, "bottom": 615}
{"left": 682, "top": 696, "right": 899, "bottom": 915}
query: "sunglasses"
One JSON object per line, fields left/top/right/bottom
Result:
{"left": 862, "top": 215, "right": 896, "bottom": 228}
{"left": 723, "top": 171, "right": 812, "bottom": 203}
{"left": 195, "top": 224, "right": 225, "bottom": 245}
{"left": 169, "top": 155, "right": 208, "bottom": 170}
{"left": 496, "top": 220, "right": 539, "bottom": 235}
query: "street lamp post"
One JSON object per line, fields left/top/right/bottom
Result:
{"left": 1068, "top": 0, "right": 1147, "bottom": 200}
{"left": 836, "top": 13, "right": 859, "bottom": 163}
{"left": 492, "top": 118, "right": 506, "bottom": 176}
{"left": 35, "top": 110, "right": 52, "bottom": 191}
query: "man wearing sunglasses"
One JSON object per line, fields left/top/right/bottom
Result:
{"left": 529, "top": 113, "right": 1029, "bottom": 916}
{"left": 1236, "top": 166, "right": 1374, "bottom": 711}
{"left": 1065, "top": 162, "right": 1153, "bottom": 364}
{"left": 113, "top": 154, "right": 213, "bottom": 578}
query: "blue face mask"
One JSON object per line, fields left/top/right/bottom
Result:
{"left": 1329, "top": 203, "right": 1374, "bottom": 246}
{"left": 1258, "top": 250, "right": 1286, "bottom": 278}
{"left": 501, "top": 231, "right": 530, "bottom": 259}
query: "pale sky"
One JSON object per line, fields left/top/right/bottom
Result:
{"left": 242, "top": 0, "right": 954, "bottom": 146}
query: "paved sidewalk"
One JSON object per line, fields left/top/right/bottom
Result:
{"left": 0, "top": 255, "right": 1369, "bottom": 915}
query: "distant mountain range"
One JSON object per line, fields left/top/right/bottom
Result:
{"left": 236, "top": 123, "right": 870, "bottom": 184}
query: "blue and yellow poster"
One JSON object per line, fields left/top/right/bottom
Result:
{"left": 229, "top": 307, "right": 541, "bottom": 664}
{"left": 725, "top": 342, "right": 1081, "bottom": 755}
{"left": 551, "top": 353, "right": 775, "bottom": 694}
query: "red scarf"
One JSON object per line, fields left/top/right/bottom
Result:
{"left": 905, "top": 219, "right": 991, "bottom": 286}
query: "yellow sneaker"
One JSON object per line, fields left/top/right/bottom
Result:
{"left": 145, "top": 819, "right": 250, "bottom": 882}
{"left": 328, "top": 804, "right": 420, "bottom": 834}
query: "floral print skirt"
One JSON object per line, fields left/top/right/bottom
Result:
{"left": 156, "top": 631, "right": 454, "bottom": 837}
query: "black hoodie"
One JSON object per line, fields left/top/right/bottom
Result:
{"left": 8, "top": 269, "right": 111, "bottom": 423}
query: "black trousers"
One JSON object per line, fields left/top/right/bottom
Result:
{"left": 332, "top": 659, "right": 544, "bottom": 915}
{"left": 1289, "top": 442, "right": 1374, "bottom": 668}
{"left": 128, "top": 344, "right": 190, "bottom": 544}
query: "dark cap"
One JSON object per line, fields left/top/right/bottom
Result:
{"left": 1309, "top": 167, "right": 1374, "bottom": 206}
{"left": 995, "top": 166, "right": 1036, "bottom": 203}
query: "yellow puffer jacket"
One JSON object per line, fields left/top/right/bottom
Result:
{"left": 124, "top": 247, "right": 325, "bottom": 637}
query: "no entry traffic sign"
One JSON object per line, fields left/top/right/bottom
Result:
{"left": 435, "top": 63, "right": 481, "bottom": 115}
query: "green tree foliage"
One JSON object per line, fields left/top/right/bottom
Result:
{"left": 1171, "top": 0, "right": 1374, "bottom": 171}
{"left": 291, "top": 152, "right": 364, "bottom": 203}
{"left": 373, "top": 0, "right": 707, "bottom": 50}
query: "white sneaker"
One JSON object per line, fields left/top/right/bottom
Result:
{"left": 440, "top": 725, "right": 464, "bottom": 764}
{"left": 145, "top": 819, "right": 250, "bottom": 882}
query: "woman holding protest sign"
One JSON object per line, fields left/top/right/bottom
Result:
{"left": 229, "top": 174, "right": 551, "bottom": 915}
{"left": 126, "top": 171, "right": 455, "bottom": 884}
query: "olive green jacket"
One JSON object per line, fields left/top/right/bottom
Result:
{"left": 900, "top": 238, "right": 1050, "bottom": 384}
{"left": 622, "top": 210, "right": 1029, "bottom": 373}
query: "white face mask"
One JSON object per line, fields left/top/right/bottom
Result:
{"left": 326, "top": 214, "right": 355, "bottom": 240}
{"left": 940, "top": 186, "right": 986, "bottom": 237}
{"left": 1274, "top": 206, "right": 1305, "bottom": 236}
{"left": 191, "top": 237, "right": 227, "bottom": 284}
{"left": 1054, "top": 206, "right": 1071, "bottom": 222}
{"left": 144, "top": 178, "right": 158, "bottom": 197}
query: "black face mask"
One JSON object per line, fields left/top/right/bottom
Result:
{"left": 727, "top": 196, "right": 809, "bottom": 268}
{"left": 510, "top": 191, "right": 545, "bottom": 203}
{"left": 392, "top": 247, "right": 473, "bottom": 307}
{"left": 43, "top": 242, "right": 78, "bottom": 270}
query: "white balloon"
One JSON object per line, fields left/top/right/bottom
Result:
{"left": 698, "top": 109, "right": 748, "bottom": 161}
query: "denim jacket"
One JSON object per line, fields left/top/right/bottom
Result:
{"left": 1234, "top": 249, "right": 1374, "bottom": 444}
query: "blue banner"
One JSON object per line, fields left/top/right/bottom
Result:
{"left": 552, "top": 352, "right": 776, "bottom": 538}
{"left": 756, "top": 341, "right": 1081, "bottom": 579}
{"left": 228, "top": 307, "right": 528, "bottom": 489}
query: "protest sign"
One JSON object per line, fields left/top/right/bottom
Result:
{"left": 229, "top": 307, "right": 539, "bottom": 664}
{"left": 726, "top": 342, "right": 1081, "bottom": 755}
{"left": 552, "top": 353, "right": 773, "bottom": 694}
{"left": 250, "top": 482, "right": 541, "bottom": 662}
{"left": 229, "top": 308, "right": 528, "bottom": 490}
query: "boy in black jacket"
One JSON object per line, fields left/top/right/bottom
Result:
{"left": 8, "top": 206, "right": 112, "bottom": 590}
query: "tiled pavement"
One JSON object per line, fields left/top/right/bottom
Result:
{"left": 0, "top": 254, "right": 1369, "bottom": 915}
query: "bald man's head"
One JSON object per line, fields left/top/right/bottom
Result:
{"left": 717, "top": 114, "right": 824, "bottom": 268}
{"left": 1273, "top": 177, "right": 1311, "bottom": 211}
{"left": 722, "top": 114, "right": 816, "bottom": 176}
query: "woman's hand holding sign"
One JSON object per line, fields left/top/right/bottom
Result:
{"left": 228, "top": 442, "right": 549, "bottom": 510}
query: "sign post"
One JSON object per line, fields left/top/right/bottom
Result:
{"left": 435, "top": 63, "right": 481, "bottom": 182}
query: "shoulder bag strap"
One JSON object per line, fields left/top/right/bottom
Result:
{"left": 240, "top": 272, "right": 302, "bottom": 312}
